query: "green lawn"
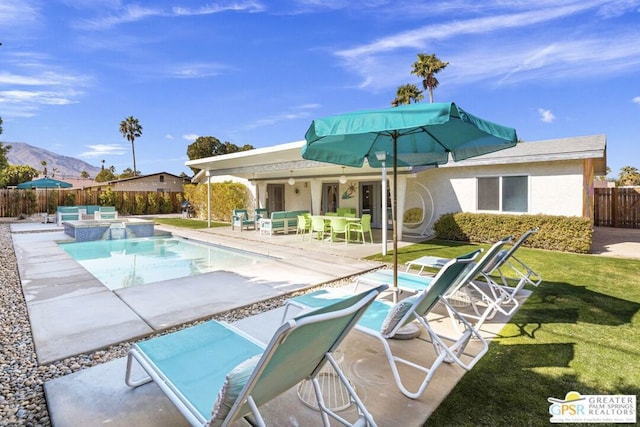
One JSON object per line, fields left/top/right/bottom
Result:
{"left": 367, "top": 240, "right": 640, "bottom": 426}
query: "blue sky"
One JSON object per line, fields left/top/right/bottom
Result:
{"left": 1, "top": 0, "right": 639, "bottom": 178}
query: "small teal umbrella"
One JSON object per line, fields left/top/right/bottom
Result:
{"left": 302, "top": 102, "right": 518, "bottom": 293}
{"left": 17, "top": 177, "right": 72, "bottom": 189}
{"left": 17, "top": 177, "right": 72, "bottom": 212}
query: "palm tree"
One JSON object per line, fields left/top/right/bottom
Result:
{"left": 391, "top": 83, "right": 424, "bottom": 106}
{"left": 618, "top": 166, "right": 640, "bottom": 186}
{"left": 119, "top": 116, "right": 143, "bottom": 176}
{"left": 411, "top": 53, "right": 449, "bottom": 103}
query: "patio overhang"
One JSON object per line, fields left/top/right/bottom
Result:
{"left": 186, "top": 134, "right": 608, "bottom": 183}
{"left": 187, "top": 140, "right": 416, "bottom": 183}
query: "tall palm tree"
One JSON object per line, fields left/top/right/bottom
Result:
{"left": 119, "top": 116, "right": 143, "bottom": 176}
{"left": 391, "top": 83, "right": 424, "bottom": 106}
{"left": 411, "top": 53, "right": 449, "bottom": 103}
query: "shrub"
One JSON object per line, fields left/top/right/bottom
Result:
{"left": 432, "top": 212, "right": 592, "bottom": 253}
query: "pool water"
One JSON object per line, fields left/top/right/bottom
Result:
{"left": 60, "top": 236, "right": 273, "bottom": 290}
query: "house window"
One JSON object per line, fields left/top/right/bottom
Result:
{"left": 477, "top": 176, "right": 528, "bottom": 213}
{"left": 159, "top": 175, "right": 165, "bottom": 183}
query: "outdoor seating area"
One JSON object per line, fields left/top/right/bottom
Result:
{"left": 258, "top": 210, "right": 309, "bottom": 235}
{"left": 56, "top": 205, "right": 118, "bottom": 226}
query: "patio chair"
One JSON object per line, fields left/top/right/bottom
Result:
{"left": 483, "top": 228, "right": 542, "bottom": 299}
{"left": 400, "top": 236, "right": 517, "bottom": 330}
{"left": 296, "top": 214, "right": 311, "bottom": 239}
{"left": 329, "top": 217, "right": 348, "bottom": 244}
{"left": 283, "top": 250, "right": 488, "bottom": 399}
{"left": 125, "top": 285, "right": 386, "bottom": 427}
{"left": 347, "top": 214, "right": 372, "bottom": 244}
{"left": 311, "top": 215, "right": 329, "bottom": 241}
{"left": 231, "top": 209, "right": 255, "bottom": 231}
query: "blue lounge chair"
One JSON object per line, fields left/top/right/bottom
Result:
{"left": 398, "top": 236, "right": 517, "bottom": 330}
{"left": 125, "top": 285, "right": 386, "bottom": 426}
{"left": 283, "top": 250, "right": 487, "bottom": 399}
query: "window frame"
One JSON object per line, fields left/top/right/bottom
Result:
{"left": 476, "top": 174, "right": 530, "bottom": 213}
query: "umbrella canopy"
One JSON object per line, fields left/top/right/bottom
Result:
{"left": 16, "top": 177, "right": 72, "bottom": 189}
{"left": 302, "top": 102, "right": 518, "bottom": 295}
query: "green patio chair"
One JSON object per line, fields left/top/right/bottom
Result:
{"left": 311, "top": 215, "right": 329, "bottom": 241}
{"left": 125, "top": 285, "right": 386, "bottom": 426}
{"left": 347, "top": 214, "right": 372, "bottom": 244}
{"left": 329, "top": 217, "right": 348, "bottom": 244}
{"left": 296, "top": 214, "right": 311, "bottom": 239}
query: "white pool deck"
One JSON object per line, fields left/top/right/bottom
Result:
{"left": 10, "top": 219, "right": 525, "bottom": 427}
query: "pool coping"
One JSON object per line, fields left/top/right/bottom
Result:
{"left": 10, "top": 223, "right": 383, "bottom": 364}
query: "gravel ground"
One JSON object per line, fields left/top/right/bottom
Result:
{"left": 0, "top": 222, "right": 358, "bottom": 426}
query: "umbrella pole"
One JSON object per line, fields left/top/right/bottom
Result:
{"left": 393, "top": 134, "right": 398, "bottom": 303}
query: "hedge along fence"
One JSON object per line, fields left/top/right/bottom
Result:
{"left": 432, "top": 212, "right": 593, "bottom": 254}
{"left": 183, "top": 181, "right": 253, "bottom": 223}
{"left": 0, "top": 188, "right": 185, "bottom": 217}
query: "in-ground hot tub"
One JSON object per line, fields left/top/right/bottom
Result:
{"left": 63, "top": 218, "right": 156, "bottom": 242}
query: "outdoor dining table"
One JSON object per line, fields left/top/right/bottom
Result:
{"left": 314, "top": 215, "right": 362, "bottom": 243}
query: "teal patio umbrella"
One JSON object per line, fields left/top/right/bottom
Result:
{"left": 17, "top": 177, "right": 72, "bottom": 212}
{"left": 302, "top": 102, "right": 518, "bottom": 294}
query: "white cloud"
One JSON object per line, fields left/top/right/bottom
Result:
{"left": 633, "top": 96, "right": 640, "bottom": 105}
{"left": 332, "top": 2, "right": 640, "bottom": 91}
{"left": 165, "top": 134, "right": 175, "bottom": 140}
{"left": 77, "top": 1, "right": 265, "bottom": 30}
{"left": 183, "top": 134, "right": 200, "bottom": 141}
{"left": 538, "top": 108, "right": 556, "bottom": 123}
{"left": 244, "top": 104, "right": 321, "bottom": 130}
{"left": 77, "top": 144, "right": 128, "bottom": 158}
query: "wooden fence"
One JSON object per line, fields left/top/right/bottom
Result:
{"left": 594, "top": 187, "right": 640, "bottom": 228}
{"left": 0, "top": 188, "right": 185, "bottom": 218}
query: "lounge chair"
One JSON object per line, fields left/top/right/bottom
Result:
{"left": 405, "top": 229, "right": 541, "bottom": 304}
{"left": 283, "top": 250, "right": 488, "bottom": 399}
{"left": 483, "top": 228, "right": 542, "bottom": 298}
{"left": 125, "top": 285, "right": 386, "bottom": 427}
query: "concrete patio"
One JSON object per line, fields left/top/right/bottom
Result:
{"left": 9, "top": 218, "right": 529, "bottom": 426}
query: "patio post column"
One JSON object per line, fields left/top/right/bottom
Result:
{"left": 206, "top": 170, "right": 211, "bottom": 228}
{"left": 310, "top": 179, "right": 322, "bottom": 215}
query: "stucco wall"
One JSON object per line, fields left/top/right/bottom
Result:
{"left": 406, "top": 159, "right": 585, "bottom": 234}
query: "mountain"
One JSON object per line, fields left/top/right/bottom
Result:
{"left": 4, "top": 142, "right": 102, "bottom": 179}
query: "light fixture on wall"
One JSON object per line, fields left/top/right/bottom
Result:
{"left": 339, "top": 167, "right": 347, "bottom": 184}
{"left": 288, "top": 170, "right": 295, "bottom": 186}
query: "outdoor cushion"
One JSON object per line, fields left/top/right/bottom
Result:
{"left": 380, "top": 296, "right": 418, "bottom": 336}
{"left": 210, "top": 355, "right": 261, "bottom": 427}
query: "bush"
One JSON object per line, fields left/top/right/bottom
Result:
{"left": 183, "top": 181, "right": 252, "bottom": 222}
{"left": 432, "top": 212, "right": 592, "bottom": 253}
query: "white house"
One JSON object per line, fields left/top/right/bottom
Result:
{"left": 187, "top": 134, "right": 606, "bottom": 239}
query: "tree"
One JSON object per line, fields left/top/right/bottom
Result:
{"left": 618, "top": 166, "right": 640, "bottom": 186}
{"left": 119, "top": 116, "right": 143, "bottom": 177}
{"left": 119, "top": 167, "right": 136, "bottom": 179}
{"left": 40, "top": 160, "right": 47, "bottom": 177}
{"left": 186, "top": 136, "right": 254, "bottom": 173}
{"left": 411, "top": 53, "right": 449, "bottom": 103}
{"left": 80, "top": 170, "right": 90, "bottom": 179}
{"left": 391, "top": 83, "right": 424, "bottom": 106}
{"left": 0, "top": 164, "right": 38, "bottom": 188}
{"left": 95, "top": 167, "right": 117, "bottom": 182}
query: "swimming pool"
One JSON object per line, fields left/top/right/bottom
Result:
{"left": 60, "top": 236, "right": 273, "bottom": 290}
